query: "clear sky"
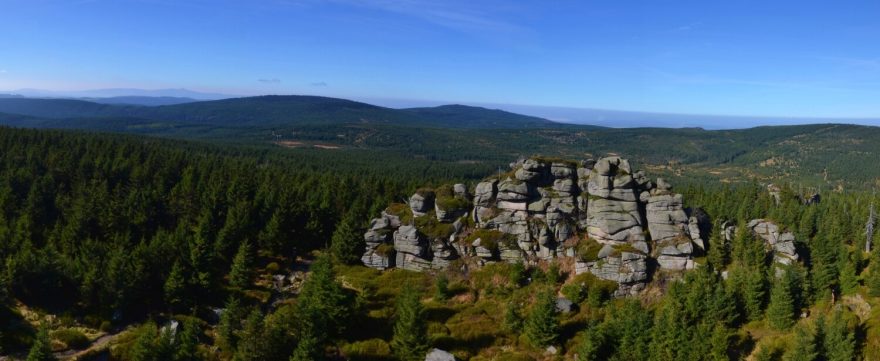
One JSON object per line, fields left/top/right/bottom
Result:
{"left": 2, "top": 0, "right": 880, "bottom": 118}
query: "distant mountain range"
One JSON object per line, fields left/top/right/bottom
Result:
{"left": 1, "top": 94, "right": 880, "bottom": 188}
{"left": 0, "top": 95, "right": 566, "bottom": 129}
{"left": 4, "top": 89, "right": 879, "bottom": 128}
{"left": 6, "top": 87, "right": 234, "bottom": 100}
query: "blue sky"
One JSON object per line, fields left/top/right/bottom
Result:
{"left": 2, "top": 0, "right": 880, "bottom": 118}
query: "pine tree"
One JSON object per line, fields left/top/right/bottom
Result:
{"left": 233, "top": 308, "right": 265, "bottom": 361}
{"left": 822, "top": 309, "right": 855, "bottom": 361}
{"left": 708, "top": 324, "right": 732, "bottom": 361}
{"left": 434, "top": 273, "right": 450, "bottom": 301}
{"left": 744, "top": 267, "right": 767, "bottom": 321}
{"left": 868, "top": 249, "right": 880, "bottom": 297}
{"left": 128, "top": 323, "right": 159, "bottom": 361}
{"left": 524, "top": 290, "right": 560, "bottom": 348}
{"left": 609, "top": 300, "right": 652, "bottom": 361}
{"left": 174, "top": 319, "right": 201, "bottom": 361}
{"left": 509, "top": 261, "right": 526, "bottom": 287}
{"left": 767, "top": 268, "right": 795, "bottom": 330}
{"left": 296, "top": 254, "right": 355, "bottom": 340}
{"left": 783, "top": 325, "right": 817, "bottom": 361}
{"left": 838, "top": 253, "right": 859, "bottom": 296}
{"left": 218, "top": 296, "right": 244, "bottom": 352}
{"left": 257, "top": 209, "right": 285, "bottom": 255}
{"left": 502, "top": 301, "right": 523, "bottom": 333}
{"left": 164, "top": 260, "right": 187, "bottom": 311}
{"left": 26, "top": 324, "right": 56, "bottom": 361}
{"left": 708, "top": 230, "right": 730, "bottom": 268}
{"left": 290, "top": 327, "right": 321, "bottom": 361}
{"left": 391, "top": 286, "right": 429, "bottom": 361}
{"left": 330, "top": 213, "right": 362, "bottom": 264}
{"left": 188, "top": 233, "right": 213, "bottom": 300}
{"left": 229, "top": 240, "right": 253, "bottom": 289}
{"left": 577, "top": 324, "right": 608, "bottom": 361}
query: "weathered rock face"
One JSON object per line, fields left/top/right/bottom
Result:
{"left": 409, "top": 191, "right": 435, "bottom": 217}
{"left": 747, "top": 219, "right": 800, "bottom": 265}
{"left": 361, "top": 156, "right": 703, "bottom": 296}
{"left": 576, "top": 251, "right": 648, "bottom": 297}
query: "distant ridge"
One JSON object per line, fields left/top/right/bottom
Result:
{"left": 0, "top": 95, "right": 564, "bottom": 129}
{"left": 402, "top": 104, "right": 559, "bottom": 128}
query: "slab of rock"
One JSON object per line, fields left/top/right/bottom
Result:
{"left": 497, "top": 179, "right": 530, "bottom": 202}
{"left": 473, "top": 180, "right": 497, "bottom": 207}
{"left": 394, "top": 225, "right": 427, "bottom": 256}
{"left": 426, "top": 348, "right": 457, "bottom": 361}
{"left": 556, "top": 297, "right": 577, "bottom": 313}
{"left": 396, "top": 252, "right": 433, "bottom": 272}
{"left": 362, "top": 249, "right": 395, "bottom": 270}
{"left": 748, "top": 219, "right": 801, "bottom": 264}
{"left": 551, "top": 163, "right": 575, "bottom": 178}
{"left": 646, "top": 193, "right": 689, "bottom": 242}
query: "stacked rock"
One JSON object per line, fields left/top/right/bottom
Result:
{"left": 361, "top": 156, "right": 709, "bottom": 297}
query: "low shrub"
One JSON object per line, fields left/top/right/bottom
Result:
{"left": 51, "top": 328, "right": 90, "bottom": 350}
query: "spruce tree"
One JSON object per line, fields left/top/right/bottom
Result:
{"left": 26, "top": 324, "right": 56, "bottom": 361}
{"left": 229, "top": 240, "right": 253, "bottom": 289}
{"left": 708, "top": 324, "right": 732, "bottom": 361}
{"left": 576, "top": 324, "right": 608, "bottom": 361}
{"left": 128, "top": 323, "right": 159, "bottom": 361}
{"left": 783, "top": 325, "right": 817, "bottom": 361}
{"left": 188, "top": 234, "right": 213, "bottom": 300}
{"left": 707, "top": 230, "right": 730, "bottom": 269}
{"left": 164, "top": 260, "right": 187, "bottom": 311}
{"left": 868, "top": 249, "right": 880, "bottom": 297}
{"left": 838, "top": 254, "right": 859, "bottom": 296}
{"left": 502, "top": 301, "right": 523, "bottom": 333}
{"left": 218, "top": 296, "right": 244, "bottom": 352}
{"left": 232, "top": 308, "right": 265, "bottom": 361}
{"left": 290, "top": 327, "right": 321, "bottom": 361}
{"left": 330, "top": 213, "right": 362, "bottom": 264}
{"left": 174, "top": 319, "right": 201, "bottom": 361}
{"left": 767, "top": 268, "right": 795, "bottom": 330}
{"left": 391, "top": 286, "right": 429, "bottom": 361}
{"left": 296, "top": 254, "right": 355, "bottom": 340}
{"left": 822, "top": 309, "right": 855, "bottom": 361}
{"left": 744, "top": 267, "right": 767, "bottom": 321}
{"left": 434, "top": 273, "right": 450, "bottom": 301}
{"left": 525, "top": 290, "right": 560, "bottom": 348}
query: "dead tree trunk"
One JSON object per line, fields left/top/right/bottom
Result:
{"left": 867, "top": 203, "right": 875, "bottom": 253}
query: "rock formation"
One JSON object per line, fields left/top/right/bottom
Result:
{"left": 361, "top": 156, "right": 708, "bottom": 296}
{"left": 747, "top": 219, "right": 800, "bottom": 265}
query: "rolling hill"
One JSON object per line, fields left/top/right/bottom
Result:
{"left": 1, "top": 95, "right": 879, "bottom": 188}
{"left": 0, "top": 95, "right": 568, "bottom": 129}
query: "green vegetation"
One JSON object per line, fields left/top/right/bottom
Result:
{"left": 464, "top": 229, "right": 516, "bottom": 252}
{"left": 1, "top": 117, "right": 880, "bottom": 360}
{"left": 391, "top": 286, "right": 429, "bottom": 361}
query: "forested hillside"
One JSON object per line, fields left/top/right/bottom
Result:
{"left": 0, "top": 126, "right": 879, "bottom": 360}
{"left": 1, "top": 96, "right": 879, "bottom": 189}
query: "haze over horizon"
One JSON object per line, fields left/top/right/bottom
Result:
{"left": 3, "top": 0, "right": 880, "bottom": 125}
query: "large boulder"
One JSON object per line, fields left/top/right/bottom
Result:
{"left": 586, "top": 198, "right": 645, "bottom": 243}
{"left": 497, "top": 179, "right": 530, "bottom": 202}
{"left": 394, "top": 225, "right": 427, "bottom": 257}
{"left": 426, "top": 348, "right": 457, "bottom": 361}
{"left": 747, "top": 219, "right": 800, "bottom": 265}
{"left": 646, "top": 193, "right": 689, "bottom": 242}
{"left": 409, "top": 191, "right": 435, "bottom": 216}
{"left": 473, "top": 180, "right": 497, "bottom": 207}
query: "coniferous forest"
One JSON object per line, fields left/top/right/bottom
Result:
{"left": 0, "top": 123, "right": 879, "bottom": 361}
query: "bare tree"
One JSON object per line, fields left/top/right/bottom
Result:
{"left": 867, "top": 202, "right": 875, "bottom": 253}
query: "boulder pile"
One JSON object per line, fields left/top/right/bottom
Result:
{"left": 362, "top": 156, "right": 708, "bottom": 296}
